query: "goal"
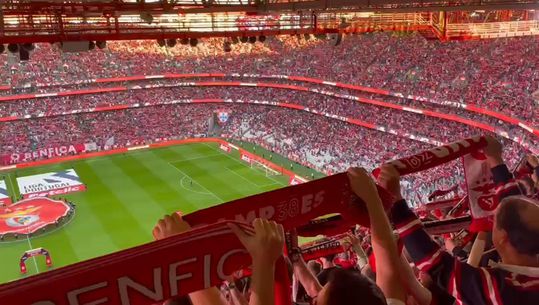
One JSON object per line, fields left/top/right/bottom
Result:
{"left": 251, "top": 160, "right": 281, "bottom": 177}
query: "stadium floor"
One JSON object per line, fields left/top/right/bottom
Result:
{"left": 0, "top": 142, "right": 307, "bottom": 284}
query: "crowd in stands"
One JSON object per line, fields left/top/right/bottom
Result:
{"left": 0, "top": 30, "right": 538, "bottom": 305}
{"left": 152, "top": 137, "right": 539, "bottom": 305}
{"left": 1, "top": 33, "right": 537, "bottom": 203}
{"left": 1, "top": 83, "right": 529, "bottom": 157}
{"left": 1, "top": 32, "right": 537, "bottom": 128}
{"left": 1, "top": 77, "right": 536, "bottom": 148}
{"left": 0, "top": 97, "right": 526, "bottom": 204}
{"left": 0, "top": 86, "right": 499, "bottom": 144}
{"left": 1, "top": 104, "right": 210, "bottom": 156}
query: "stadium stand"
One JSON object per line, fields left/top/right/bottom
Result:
{"left": 0, "top": 32, "right": 538, "bottom": 305}
{"left": 1, "top": 33, "right": 537, "bottom": 126}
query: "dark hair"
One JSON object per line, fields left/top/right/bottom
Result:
{"left": 517, "top": 177, "right": 534, "bottom": 196}
{"left": 325, "top": 269, "right": 387, "bottom": 305}
{"left": 497, "top": 196, "right": 539, "bottom": 256}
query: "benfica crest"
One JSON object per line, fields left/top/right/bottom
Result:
{"left": 0, "top": 197, "right": 73, "bottom": 235}
{"left": 218, "top": 112, "right": 230, "bottom": 124}
{"left": 218, "top": 112, "right": 229, "bottom": 123}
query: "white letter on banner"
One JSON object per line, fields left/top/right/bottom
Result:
{"left": 259, "top": 206, "right": 275, "bottom": 219}
{"left": 235, "top": 210, "right": 256, "bottom": 223}
{"left": 313, "top": 191, "right": 325, "bottom": 209}
{"left": 67, "top": 281, "right": 108, "bottom": 305}
{"left": 204, "top": 255, "right": 211, "bottom": 289}
{"left": 217, "top": 249, "right": 247, "bottom": 280}
{"left": 301, "top": 194, "right": 314, "bottom": 214}
{"left": 118, "top": 268, "right": 163, "bottom": 305}
{"left": 169, "top": 258, "right": 196, "bottom": 297}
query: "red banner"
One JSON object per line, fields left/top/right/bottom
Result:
{"left": 0, "top": 222, "right": 252, "bottom": 305}
{"left": 374, "top": 136, "right": 488, "bottom": 177}
{"left": 183, "top": 173, "right": 379, "bottom": 231}
{"left": 301, "top": 240, "right": 344, "bottom": 262}
{"left": 1, "top": 144, "right": 87, "bottom": 165}
{"left": 0, "top": 172, "right": 382, "bottom": 305}
{"left": 219, "top": 143, "right": 231, "bottom": 153}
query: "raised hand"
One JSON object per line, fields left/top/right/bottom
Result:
{"left": 152, "top": 212, "right": 191, "bottom": 240}
{"left": 347, "top": 167, "right": 380, "bottom": 204}
{"left": 228, "top": 218, "right": 285, "bottom": 265}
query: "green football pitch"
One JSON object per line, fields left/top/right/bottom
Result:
{"left": 0, "top": 141, "right": 321, "bottom": 284}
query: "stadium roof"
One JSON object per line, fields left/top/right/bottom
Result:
{"left": 3, "top": 0, "right": 539, "bottom": 14}
{"left": 1, "top": 0, "right": 538, "bottom": 44}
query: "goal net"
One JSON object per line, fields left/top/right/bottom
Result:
{"left": 251, "top": 160, "right": 281, "bottom": 177}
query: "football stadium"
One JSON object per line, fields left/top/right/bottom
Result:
{"left": 0, "top": 1, "right": 539, "bottom": 305}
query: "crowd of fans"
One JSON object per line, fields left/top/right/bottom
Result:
{"left": 0, "top": 85, "right": 503, "bottom": 145}
{"left": 0, "top": 31, "right": 538, "bottom": 305}
{"left": 152, "top": 137, "right": 539, "bottom": 305}
{"left": 0, "top": 97, "right": 526, "bottom": 204}
{"left": 1, "top": 77, "right": 537, "bottom": 149}
{"left": 0, "top": 33, "right": 536, "bottom": 203}
{"left": 1, "top": 32, "right": 537, "bottom": 127}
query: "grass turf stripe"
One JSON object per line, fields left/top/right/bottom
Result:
{"left": 75, "top": 160, "right": 149, "bottom": 248}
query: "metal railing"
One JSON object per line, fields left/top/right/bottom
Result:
{"left": 446, "top": 19, "right": 539, "bottom": 38}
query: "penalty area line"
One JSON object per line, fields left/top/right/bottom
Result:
{"left": 224, "top": 167, "right": 265, "bottom": 189}
{"left": 225, "top": 167, "right": 282, "bottom": 189}
{"left": 201, "top": 143, "right": 286, "bottom": 187}
{"left": 170, "top": 166, "right": 225, "bottom": 203}
{"left": 179, "top": 176, "right": 214, "bottom": 196}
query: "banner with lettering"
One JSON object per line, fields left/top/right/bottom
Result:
{"left": 1, "top": 144, "right": 87, "bottom": 166}
{"left": 17, "top": 169, "right": 86, "bottom": 198}
{"left": 219, "top": 143, "right": 231, "bottom": 153}
{"left": 374, "top": 136, "right": 488, "bottom": 177}
{"left": 0, "top": 222, "right": 252, "bottom": 305}
{"left": 301, "top": 240, "right": 344, "bottom": 262}
{"left": 0, "top": 171, "right": 382, "bottom": 305}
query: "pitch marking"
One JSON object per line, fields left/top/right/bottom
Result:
{"left": 202, "top": 143, "right": 286, "bottom": 186}
{"left": 169, "top": 166, "right": 225, "bottom": 202}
